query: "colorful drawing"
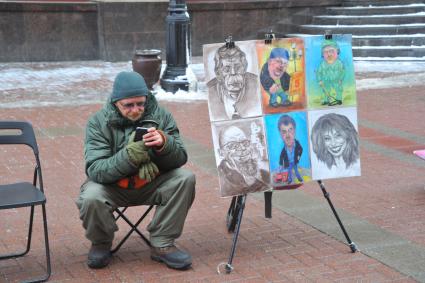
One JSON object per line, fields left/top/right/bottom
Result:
{"left": 256, "top": 38, "right": 306, "bottom": 114}
{"left": 305, "top": 35, "right": 357, "bottom": 109}
{"left": 211, "top": 118, "right": 270, "bottom": 197}
{"left": 203, "top": 40, "right": 262, "bottom": 122}
{"left": 264, "top": 112, "right": 311, "bottom": 187}
{"left": 308, "top": 107, "right": 361, "bottom": 180}
{"left": 203, "top": 35, "right": 361, "bottom": 197}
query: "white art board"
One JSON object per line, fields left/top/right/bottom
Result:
{"left": 308, "top": 107, "right": 361, "bottom": 180}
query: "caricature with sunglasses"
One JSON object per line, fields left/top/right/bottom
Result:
{"left": 76, "top": 71, "right": 195, "bottom": 271}
{"left": 217, "top": 124, "right": 270, "bottom": 197}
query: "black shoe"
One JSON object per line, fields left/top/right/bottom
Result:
{"left": 151, "top": 245, "right": 192, "bottom": 270}
{"left": 87, "top": 243, "right": 112, "bottom": 269}
{"left": 328, "top": 100, "right": 342, "bottom": 106}
{"left": 281, "top": 101, "right": 292, "bottom": 106}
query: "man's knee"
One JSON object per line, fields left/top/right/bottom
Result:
{"left": 160, "top": 168, "right": 196, "bottom": 204}
{"left": 175, "top": 169, "right": 196, "bottom": 197}
{"left": 76, "top": 181, "right": 113, "bottom": 215}
{"left": 178, "top": 168, "right": 196, "bottom": 187}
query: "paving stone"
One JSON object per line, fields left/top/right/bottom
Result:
{"left": 0, "top": 61, "right": 425, "bottom": 282}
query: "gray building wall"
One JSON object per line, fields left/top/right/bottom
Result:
{"left": 0, "top": 0, "right": 341, "bottom": 62}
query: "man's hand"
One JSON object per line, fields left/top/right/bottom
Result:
{"left": 138, "top": 161, "right": 159, "bottom": 182}
{"left": 126, "top": 131, "right": 150, "bottom": 165}
{"left": 143, "top": 127, "right": 165, "bottom": 148}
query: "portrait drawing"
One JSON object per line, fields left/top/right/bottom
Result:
{"left": 308, "top": 107, "right": 361, "bottom": 180}
{"left": 256, "top": 38, "right": 306, "bottom": 114}
{"left": 203, "top": 41, "right": 262, "bottom": 122}
{"left": 211, "top": 118, "right": 270, "bottom": 197}
{"left": 264, "top": 112, "right": 311, "bottom": 188}
{"left": 305, "top": 35, "right": 357, "bottom": 109}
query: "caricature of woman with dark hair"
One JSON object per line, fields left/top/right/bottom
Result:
{"left": 311, "top": 113, "right": 359, "bottom": 174}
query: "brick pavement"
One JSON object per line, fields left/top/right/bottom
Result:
{"left": 0, "top": 61, "right": 425, "bottom": 282}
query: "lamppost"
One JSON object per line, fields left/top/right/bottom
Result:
{"left": 160, "top": 0, "right": 191, "bottom": 93}
{"left": 289, "top": 42, "right": 303, "bottom": 72}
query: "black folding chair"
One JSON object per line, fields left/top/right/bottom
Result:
{"left": 111, "top": 205, "right": 154, "bottom": 254}
{"left": 0, "top": 121, "right": 51, "bottom": 282}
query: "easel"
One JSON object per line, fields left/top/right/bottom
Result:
{"left": 220, "top": 180, "right": 358, "bottom": 273}
{"left": 217, "top": 32, "right": 358, "bottom": 274}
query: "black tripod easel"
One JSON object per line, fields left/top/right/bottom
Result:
{"left": 217, "top": 31, "right": 357, "bottom": 273}
{"left": 220, "top": 180, "right": 358, "bottom": 273}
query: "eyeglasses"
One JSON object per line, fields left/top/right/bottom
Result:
{"left": 222, "top": 140, "right": 251, "bottom": 152}
{"left": 119, "top": 101, "right": 146, "bottom": 110}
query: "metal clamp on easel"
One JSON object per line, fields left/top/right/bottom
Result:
{"left": 264, "top": 31, "right": 275, "bottom": 45}
{"left": 225, "top": 35, "right": 235, "bottom": 49}
{"left": 325, "top": 29, "right": 333, "bottom": 40}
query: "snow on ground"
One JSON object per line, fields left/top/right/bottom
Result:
{"left": 0, "top": 60, "right": 425, "bottom": 108}
{"left": 331, "top": 3, "right": 425, "bottom": 9}
{"left": 316, "top": 12, "right": 425, "bottom": 18}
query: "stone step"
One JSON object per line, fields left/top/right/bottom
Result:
{"left": 313, "top": 14, "right": 425, "bottom": 25}
{"left": 283, "top": 33, "right": 425, "bottom": 59}
{"left": 293, "top": 23, "right": 425, "bottom": 36}
{"left": 353, "top": 34, "right": 425, "bottom": 46}
{"left": 327, "top": 5, "right": 425, "bottom": 16}
{"left": 270, "top": 2, "right": 425, "bottom": 59}
{"left": 342, "top": 0, "right": 425, "bottom": 6}
{"left": 280, "top": 33, "right": 425, "bottom": 47}
{"left": 352, "top": 45, "right": 425, "bottom": 57}
{"left": 260, "top": 33, "right": 425, "bottom": 61}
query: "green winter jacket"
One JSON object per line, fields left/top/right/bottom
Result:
{"left": 84, "top": 94, "right": 188, "bottom": 184}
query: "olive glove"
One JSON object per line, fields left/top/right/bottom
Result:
{"left": 138, "top": 161, "right": 159, "bottom": 182}
{"left": 126, "top": 131, "right": 150, "bottom": 165}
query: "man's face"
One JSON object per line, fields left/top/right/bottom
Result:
{"left": 322, "top": 46, "right": 338, "bottom": 64}
{"left": 279, "top": 123, "right": 295, "bottom": 148}
{"left": 323, "top": 128, "right": 347, "bottom": 158}
{"left": 115, "top": 96, "right": 147, "bottom": 121}
{"left": 268, "top": 57, "right": 288, "bottom": 80}
{"left": 220, "top": 126, "right": 257, "bottom": 176}
{"left": 220, "top": 57, "right": 245, "bottom": 98}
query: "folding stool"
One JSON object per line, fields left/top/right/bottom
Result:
{"left": 111, "top": 205, "right": 154, "bottom": 253}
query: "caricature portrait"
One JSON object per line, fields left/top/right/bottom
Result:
{"left": 316, "top": 39, "right": 345, "bottom": 106}
{"left": 277, "top": 115, "right": 303, "bottom": 184}
{"left": 260, "top": 48, "right": 292, "bottom": 107}
{"left": 211, "top": 118, "right": 270, "bottom": 197}
{"left": 304, "top": 35, "right": 357, "bottom": 109}
{"left": 256, "top": 38, "right": 306, "bottom": 114}
{"left": 309, "top": 107, "right": 361, "bottom": 180}
{"left": 265, "top": 112, "right": 311, "bottom": 187}
{"left": 203, "top": 41, "right": 262, "bottom": 122}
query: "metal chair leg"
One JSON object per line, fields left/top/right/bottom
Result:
{"left": 111, "top": 205, "right": 154, "bottom": 254}
{"left": 0, "top": 205, "right": 52, "bottom": 283}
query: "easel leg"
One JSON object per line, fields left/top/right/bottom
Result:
{"left": 225, "top": 195, "right": 247, "bottom": 273}
{"left": 317, "top": 180, "right": 358, "bottom": 253}
{"left": 264, "top": 191, "right": 272, "bottom": 218}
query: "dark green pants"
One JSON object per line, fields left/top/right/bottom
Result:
{"left": 76, "top": 168, "right": 195, "bottom": 248}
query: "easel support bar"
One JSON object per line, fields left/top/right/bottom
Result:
{"left": 317, "top": 180, "right": 358, "bottom": 253}
{"left": 225, "top": 195, "right": 247, "bottom": 273}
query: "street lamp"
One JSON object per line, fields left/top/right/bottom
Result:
{"left": 289, "top": 42, "right": 303, "bottom": 72}
{"left": 160, "top": 0, "right": 191, "bottom": 93}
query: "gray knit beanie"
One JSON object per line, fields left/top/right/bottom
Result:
{"left": 110, "top": 71, "right": 149, "bottom": 103}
